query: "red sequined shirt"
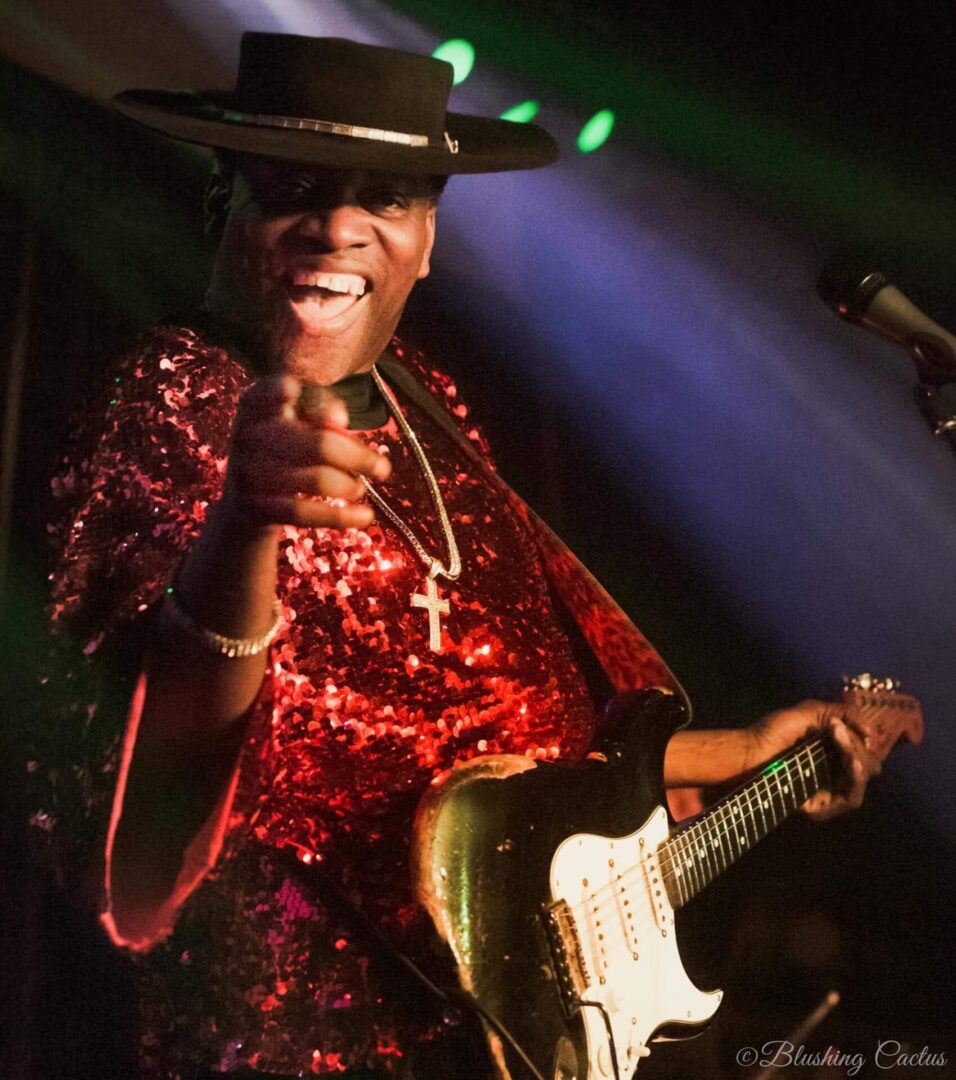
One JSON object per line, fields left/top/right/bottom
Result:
{"left": 48, "top": 322, "right": 600, "bottom": 1078}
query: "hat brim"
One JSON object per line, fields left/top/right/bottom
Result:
{"left": 112, "top": 90, "right": 560, "bottom": 175}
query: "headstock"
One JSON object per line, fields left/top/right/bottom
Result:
{"left": 841, "top": 673, "right": 924, "bottom": 761}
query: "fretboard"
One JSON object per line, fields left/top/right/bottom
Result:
{"left": 658, "top": 737, "right": 834, "bottom": 910}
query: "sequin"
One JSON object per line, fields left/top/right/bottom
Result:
{"left": 42, "top": 321, "right": 600, "bottom": 1077}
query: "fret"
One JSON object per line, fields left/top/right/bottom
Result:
{"left": 667, "top": 828, "right": 693, "bottom": 905}
{"left": 781, "top": 756, "right": 798, "bottom": 814}
{"left": 790, "top": 749, "right": 806, "bottom": 806}
{"left": 661, "top": 737, "right": 836, "bottom": 909}
{"left": 712, "top": 804, "right": 728, "bottom": 874}
{"left": 684, "top": 831, "right": 701, "bottom": 901}
{"left": 764, "top": 759, "right": 788, "bottom": 821}
{"left": 805, "top": 745, "right": 819, "bottom": 800}
{"left": 731, "top": 792, "right": 751, "bottom": 856}
{"left": 743, "top": 784, "right": 761, "bottom": 844}
{"left": 671, "top": 831, "right": 690, "bottom": 902}
{"left": 779, "top": 761, "right": 790, "bottom": 811}
{"left": 668, "top": 832, "right": 689, "bottom": 904}
{"left": 659, "top": 734, "right": 862, "bottom": 916}
{"left": 767, "top": 756, "right": 788, "bottom": 811}
{"left": 674, "top": 842, "right": 687, "bottom": 907}
{"left": 686, "top": 824, "right": 704, "bottom": 896}
{"left": 711, "top": 802, "right": 727, "bottom": 869}
{"left": 807, "top": 744, "right": 822, "bottom": 798}
{"left": 694, "top": 824, "right": 710, "bottom": 893}
{"left": 745, "top": 783, "right": 765, "bottom": 845}
{"left": 730, "top": 793, "right": 747, "bottom": 853}
{"left": 796, "top": 745, "right": 815, "bottom": 804}
{"left": 722, "top": 797, "right": 742, "bottom": 873}
{"left": 683, "top": 829, "right": 701, "bottom": 899}
{"left": 677, "top": 840, "right": 689, "bottom": 906}
{"left": 798, "top": 746, "right": 812, "bottom": 805}
{"left": 718, "top": 805, "right": 732, "bottom": 863}
{"left": 694, "top": 820, "right": 717, "bottom": 892}
{"left": 785, "top": 758, "right": 800, "bottom": 811}
{"left": 720, "top": 799, "right": 734, "bottom": 862}
{"left": 659, "top": 844, "right": 679, "bottom": 908}
{"left": 754, "top": 776, "right": 770, "bottom": 838}
{"left": 785, "top": 758, "right": 799, "bottom": 813}
{"left": 769, "top": 769, "right": 784, "bottom": 826}
{"left": 794, "top": 750, "right": 807, "bottom": 803}
{"left": 777, "top": 763, "right": 793, "bottom": 816}
{"left": 699, "top": 818, "right": 719, "bottom": 899}
{"left": 704, "top": 810, "right": 725, "bottom": 878}
{"left": 723, "top": 798, "right": 740, "bottom": 864}
{"left": 810, "top": 743, "right": 831, "bottom": 801}
{"left": 672, "top": 844, "right": 686, "bottom": 908}
{"left": 758, "top": 773, "right": 779, "bottom": 830}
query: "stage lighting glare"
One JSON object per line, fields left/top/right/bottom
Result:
{"left": 577, "top": 109, "right": 615, "bottom": 153}
{"left": 432, "top": 38, "right": 475, "bottom": 85}
{"left": 500, "top": 100, "right": 540, "bottom": 123}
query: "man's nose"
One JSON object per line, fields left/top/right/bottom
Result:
{"left": 296, "top": 204, "right": 371, "bottom": 249}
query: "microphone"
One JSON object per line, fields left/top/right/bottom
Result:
{"left": 817, "top": 263, "right": 956, "bottom": 384}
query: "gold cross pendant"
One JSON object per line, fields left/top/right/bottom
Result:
{"left": 411, "top": 575, "right": 450, "bottom": 653}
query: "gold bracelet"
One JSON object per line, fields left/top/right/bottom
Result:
{"left": 160, "top": 591, "right": 283, "bottom": 658}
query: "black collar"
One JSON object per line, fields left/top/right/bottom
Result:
{"left": 333, "top": 370, "right": 388, "bottom": 430}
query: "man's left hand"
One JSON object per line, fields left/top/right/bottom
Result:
{"left": 747, "top": 700, "right": 882, "bottom": 821}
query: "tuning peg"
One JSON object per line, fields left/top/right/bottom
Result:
{"left": 842, "top": 673, "right": 900, "bottom": 693}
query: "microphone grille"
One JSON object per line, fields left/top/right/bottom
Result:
{"left": 817, "top": 261, "right": 889, "bottom": 322}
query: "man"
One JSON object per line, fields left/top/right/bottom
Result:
{"left": 48, "top": 33, "right": 879, "bottom": 1080}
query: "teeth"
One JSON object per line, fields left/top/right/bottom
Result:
{"left": 291, "top": 271, "right": 366, "bottom": 296}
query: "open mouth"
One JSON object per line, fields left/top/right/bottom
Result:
{"left": 284, "top": 270, "right": 369, "bottom": 329}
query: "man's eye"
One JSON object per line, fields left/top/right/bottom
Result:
{"left": 362, "top": 190, "right": 410, "bottom": 211}
{"left": 268, "top": 179, "right": 313, "bottom": 201}
{"left": 249, "top": 176, "right": 315, "bottom": 208}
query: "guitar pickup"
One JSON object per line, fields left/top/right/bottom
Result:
{"left": 641, "top": 808, "right": 674, "bottom": 936}
{"left": 542, "top": 899, "right": 590, "bottom": 1016}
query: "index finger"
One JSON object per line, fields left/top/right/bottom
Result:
{"left": 237, "top": 375, "right": 301, "bottom": 424}
{"left": 297, "top": 384, "right": 349, "bottom": 431}
{"left": 258, "top": 419, "right": 392, "bottom": 480}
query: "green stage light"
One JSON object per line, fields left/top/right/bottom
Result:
{"left": 577, "top": 109, "right": 615, "bottom": 153}
{"left": 500, "top": 100, "right": 540, "bottom": 123}
{"left": 432, "top": 39, "right": 475, "bottom": 85}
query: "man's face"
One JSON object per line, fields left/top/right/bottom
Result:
{"left": 205, "top": 155, "right": 437, "bottom": 385}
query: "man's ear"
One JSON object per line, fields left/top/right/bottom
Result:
{"left": 416, "top": 205, "right": 437, "bottom": 280}
{"left": 203, "top": 172, "right": 232, "bottom": 243}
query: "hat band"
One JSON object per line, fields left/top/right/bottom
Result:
{"left": 218, "top": 108, "right": 460, "bottom": 153}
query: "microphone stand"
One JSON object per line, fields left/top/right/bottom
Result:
{"left": 913, "top": 384, "right": 956, "bottom": 455}
{"left": 909, "top": 337, "right": 956, "bottom": 458}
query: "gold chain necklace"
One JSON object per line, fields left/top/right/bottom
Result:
{"left": 362, "top": 365, "right": 461, "bottom": 652}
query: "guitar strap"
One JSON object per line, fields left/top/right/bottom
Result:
{"left": 378, "top": 356, "right": 692, "bottom": 721}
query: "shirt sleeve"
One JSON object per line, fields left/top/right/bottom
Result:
{"left": 39, "top": 325, "right": 251, "bottom": 934}
{"left": 50, "top": 329, "right": 242, "bottom": 642}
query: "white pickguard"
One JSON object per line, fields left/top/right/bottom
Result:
{"left": 550, "top": 805, "right": 723, "bottom": 1078}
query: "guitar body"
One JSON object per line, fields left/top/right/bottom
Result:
{"left": 412, "top": 689, "right": 722, "bottom": 1080}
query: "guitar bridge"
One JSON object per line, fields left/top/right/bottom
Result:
{"left": 542, "top": 899, "right": 589, "bottom": 1015}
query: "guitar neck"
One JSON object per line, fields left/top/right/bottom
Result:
{"left": 659, "top": 736, "right": 835, "bottom": 910}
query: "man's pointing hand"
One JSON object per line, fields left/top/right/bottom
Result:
{"left": 222, "top": 375, "right": 391, "bottom": 532}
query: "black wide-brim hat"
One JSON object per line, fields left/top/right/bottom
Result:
{"left": 113, "top": 33, "right": 559, "bottom": 175}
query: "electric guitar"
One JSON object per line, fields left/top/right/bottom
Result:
{"left": 412, "top": 678, "right": 923, "bottom": 1080}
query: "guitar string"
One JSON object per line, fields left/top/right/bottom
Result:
{"left": 661, "top": 742, "right": 830, "bottom": 901}
{"left": 557, "top": 744, "right": 830, "bottom": 956}
{"left": 563, "top": 742, "right": 828, "bottom": 929}
{"left": 562, "top": 741, "right": 829, "bottom": 926}
{"left": 595, "top": 741, "right": 828, "bottom": 918}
